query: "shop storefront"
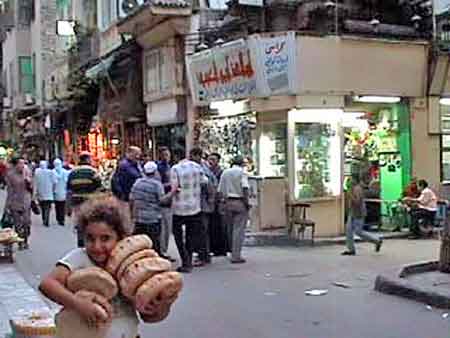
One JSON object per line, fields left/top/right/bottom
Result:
{"left": 117, "top": 2, "right": 193, "bottom": 160}
{"left": 187, "top": 33, "right": 429, "bottom": 237}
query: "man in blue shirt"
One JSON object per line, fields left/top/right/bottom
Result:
{"left": 116, "top": 146, "right": 142, "bottom": 202}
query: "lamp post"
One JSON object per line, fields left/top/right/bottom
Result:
{"left": 324, "top": 1, "right": 338, "bottom": 35}
{"left": 334, "top": 0, "right": 338, "bottom": 35}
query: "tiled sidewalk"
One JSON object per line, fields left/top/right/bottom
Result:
{"left": 0, "top": 264, "right": 50, "bottom": 337}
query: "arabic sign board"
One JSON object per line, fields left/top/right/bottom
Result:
{"left": 249, "top": 32, "right": 298, "bottom": 97}
{"left": 186, "top": 39, "right": 257, "bottom": 106}
{"left": 186, "top": 33, "right": 298, "bottom": 106}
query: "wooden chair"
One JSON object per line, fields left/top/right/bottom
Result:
{"left": 287, "top": 202, "right": 315, "bottom": 245}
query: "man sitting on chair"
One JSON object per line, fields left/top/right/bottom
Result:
{"left": 404, "top": 179, "right": 437, "bottom": 239}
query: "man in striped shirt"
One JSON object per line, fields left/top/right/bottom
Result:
{"left": 67, "top": 152, "right": 102, "bottom": 247}
{"left": 130, "top": 161, "right": 175, "bottom": 256}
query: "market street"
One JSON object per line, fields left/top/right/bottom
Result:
{"left": 4, "top": 201, "right": 448, "bottom": 338}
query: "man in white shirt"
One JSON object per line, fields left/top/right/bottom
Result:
{"left": 218, "top": 155, "right": 250, "bottom": 264}
{"left": 170, "top": 147, "right": 208, "bottom": 273}
{"left": 405, "top": 179, "right": 437, "bottom": 238}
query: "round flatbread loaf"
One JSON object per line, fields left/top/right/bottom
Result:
{"left": 139, "top": 304, "right": 171, "bottom": 324}
{"left": 0, "top": 229, "right": 14, "bottom": 242}
{"left": 106, "top": 235, "right": 153, "bottom": 275}
{"left": 135, "top": 272, "right": 183, "bottom": 313}
{"left": 116, "top": 249, "right": 158, "bottom": 281}
{"left": 67, "top": 267, "right": 118, "bottom": 300}
{"left": 119, "top": 257, "right": 171, "bottom": 299}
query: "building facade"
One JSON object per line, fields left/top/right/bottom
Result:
{"left": 0, "top": 0, "right": 446, "bottom": 238}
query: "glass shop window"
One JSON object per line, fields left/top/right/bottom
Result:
{"left": 259, "top": 122, "right": 287, "bottom": 177}
{"left": 294, "top": 122, "right": 340, "bottom": 199}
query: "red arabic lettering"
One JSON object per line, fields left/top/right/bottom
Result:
{"left": 196, "top": 50, "right": 254, "bottom": 87}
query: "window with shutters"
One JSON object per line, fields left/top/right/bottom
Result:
{"left": 144, "top": 48, "right": 171, "bottom": 96}
{"left": 18, "top": 56, "right": 34, "bottom": 95}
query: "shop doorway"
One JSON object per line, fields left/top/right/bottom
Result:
{"left": 153, "top": 124, "right": 187, "bottom": 163}
{"left": 343, "top": 103, "right": 412, "bottom": 228}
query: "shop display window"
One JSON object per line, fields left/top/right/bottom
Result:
{"left": 260, "top": 123, "right": 287, "bottom": 177}
{"left": 441, "top": 106, "right": 450, "bottom": 182}
{"left": 294, "top": 121, "right": 340, "bottom": 199}
{"left": 442, "top": 135, "right": 450, "bottom": 182}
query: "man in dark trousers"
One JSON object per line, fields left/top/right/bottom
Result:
{"left": 170, "top": 147, "right": 208, "bottom": 273}
{"left": 218, "top": 155, "right": 250, "bottom": 264}
{"left": 157, "top": 146, "right": 175, "bottom": 261}
{"left": 67, "top": 152, "right": 103, "bottom": 247}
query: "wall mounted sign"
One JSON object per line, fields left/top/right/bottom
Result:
{"left": 186, "top": 39, "right": 257, "bottom": 106}
{"left": 249, "top": 31, "right": 298, "bottom": 97}
{"left": 186, "top": 33, "right": 298, "bottom": 106}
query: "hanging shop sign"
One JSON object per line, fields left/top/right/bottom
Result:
{"left": 186, "top": 33, "right": 298, "bottom": 106}
{"left": 248, "top": 32, "right": 298, "bottom": 97}
{"left": 186, "top": 39, "right": 257, "bottom": 106}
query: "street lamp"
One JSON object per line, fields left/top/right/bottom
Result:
{"left": 323, "top": 1, "right": 338, "bottom": 35}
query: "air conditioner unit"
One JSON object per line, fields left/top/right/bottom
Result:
{"left": 25, "top": 93, "right": 35, "bottom": 105}
{"left": 2, "top": 97, "right": 11, "bottom": 108}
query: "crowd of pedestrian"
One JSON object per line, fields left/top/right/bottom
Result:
{"left": 114, "top": 145, "right": 251, "bottom": 273}
{"left": 0, "top": 144, "right": 251, "bottom": 272}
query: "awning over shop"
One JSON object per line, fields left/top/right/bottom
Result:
{"left": 85, "top": 54, "right": 115, "bottom": 80}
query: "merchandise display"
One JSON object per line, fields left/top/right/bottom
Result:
{"left": 195, "top": 114, "right": 256, "bottom": 167}
{"left": 342, "top": 103, "right": 412, "bottom": 225}
{"left": 294, "top": 123, "right": 337, "bottom": 199}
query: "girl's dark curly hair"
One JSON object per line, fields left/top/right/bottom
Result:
{"left": 76, "top": 197, "right": 131, "bottom": 239}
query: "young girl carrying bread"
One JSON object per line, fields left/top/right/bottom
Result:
{"left": 39, "top": 197, "right": 141, "bottom": 338}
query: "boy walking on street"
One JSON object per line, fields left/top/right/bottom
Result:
{"left": 342, "top": 174, "right": 383, "bottom": 256}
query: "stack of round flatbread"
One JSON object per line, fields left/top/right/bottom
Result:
{"left": 56, "top": 267, "right": 118, "bottom": 338}
{"left": 106, "top": 234, "right": 183, "bottom": 323}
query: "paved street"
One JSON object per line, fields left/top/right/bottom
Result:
{"left": 0, "top": 192, "right": 448, "bottom": 338}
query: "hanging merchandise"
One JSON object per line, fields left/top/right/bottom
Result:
{"left": 195, "top": 114, "right": 256, "bottom": 167}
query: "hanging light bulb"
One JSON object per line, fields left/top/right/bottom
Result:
{"left": 369, "top": 18, "right": 380, "bottom": 27}
{"left": 324, "top": 0, "right": 335, "bottom": 8}
{"left": 196, "top": 42, "right": 209, "bottom": 50}
{"left": 411, "top": 14, "right": 422, "bottom": 22}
